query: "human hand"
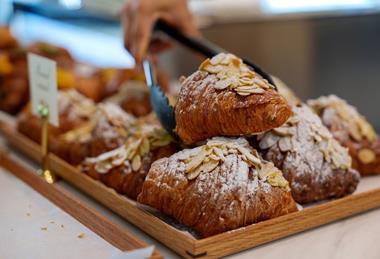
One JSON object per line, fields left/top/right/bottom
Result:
{"left": 121, "top": 0, "right": 200, "bottom": 64}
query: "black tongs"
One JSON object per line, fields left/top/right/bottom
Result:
{"left": 143, "top": 20, "right": 276, "bottom": 137}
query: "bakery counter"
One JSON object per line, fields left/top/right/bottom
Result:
{"left": 2, "top": 143, "right": 380, "bottom": 259}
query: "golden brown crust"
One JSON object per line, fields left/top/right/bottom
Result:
{"left": 175, "top": 70, "right": 292, "bottom": 144}
{"left": 308, "top": 95, "right": 380, "bottom": 175}
{"left": 138, "top": 138, "right": 297, "bottom": 237}
{"left": 256, "top": 105, "right": 360, "bottom": 204}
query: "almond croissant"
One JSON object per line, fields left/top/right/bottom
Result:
{"left": 308, "top": 95, "right": 380, "bottom": 175}
{"left": 138, "top": 137, "right": 297, "bottom": 237}
{"left": 82, "top": 123, "right": 177, "bottom": 199}
{"left": 256, "top": 104, "right": 360, "bottom": 204}
{"left": 175, "top": 53, "right": 292, "bottom": 145}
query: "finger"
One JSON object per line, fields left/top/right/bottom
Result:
{"left": 175, "top": 4, "right": 201, "bottom": 37}
{"left": 121, "top": 4, "right": 134, "bottom": 52}
{"left": 132, "top": 13, "right": 156, "bottom": 64}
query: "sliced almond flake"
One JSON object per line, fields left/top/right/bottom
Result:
{"left": 273, "top": 127, "right": 294, "bottom": 137}
{"left": 199, "top": 59, "right": 211, "bottom": 70}
{"left": 288, "top": 115, "right": 299, "bottom": 124}
{"left": 221, "top": 53, "right": 237, "bottom": 65}
{"left": 214, "top": 79, "right": 231, "bottom": 90}
{"left": 151, "top": 138, "right": 171, "bottom": 148}
{"left": 266, "top": 171, "right": 289, "bottom": 190}
{"left": 186, "top": 160, "right": 219, "bottom": 180}
{"left": 204, "top": 64, "right": 224, "bottom": 74}
{"left": 239, "top": 87, "right": 265, "bottom": 94}
{"left": 212, "top": 147, "right": 225, "bottom": 161}
{"left": 237, "top": 91, "right": 251, "bottom": 96}
{"left": 240, "top": 71, "right": 256, "bottom": 78}
{"left": 131, "top": 155, "right": 142, "bottom": 171}
{"left": 123, "top": 160, "right": 132, "bottom": 174}
{"left": 210, "top": 53, "right": 225, "bottom": 65}
{"left": 111, "top": 148, "right": 128, "bottom": 166}
{"left": 209, "top": 154, "right": 221, "bottom": 161}
{"left": 231, "top": 58, "right": 242, "bottom": 67}
{"left": 226, "top": 69, "right": 240, "bottom": 78}
{"left": 239, "top": 78, "right": 254, "bottom": 86}
{"left": 94, "top": 162, "right": 113, "bottom": 174}
{"left": 236, "top": 145, "right": 261, "bottom": 165}
{"left": 358, "top": 148, "right": 376, "bottom": 164}
{"left": 235, "top": 85, "right": 255, "bottom": 91}
{"left": 139, "top": 137, "right": 150, "bottom": 156}
{"left": 216, "top": 72, "right": 227, "bottom": 80}
{"left": 316, "top": 134, "right": 324, "bottom": 143}
{"left": 259, "top": 133, "right": 280, "bottom": 149}
{"left": 185, "top": 149, "right": 208, "bottom": 173}
{"left": 94, "top": 147, "right": 124, "bottom": 163}
{"left": 350, "top": 127, "right": 363, "bottom": 141}
{"left": 278, "top": 137, "right": 293, "bottom": 152}
{"left": 186, "top": 168, "right": 201, "bottom": 180}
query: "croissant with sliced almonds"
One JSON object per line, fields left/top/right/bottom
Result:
{"left": 308, "top": 95, "right": 380, "bottom": 175}
{"left": 256, "top": 104, "right": 360, "bottom": 204}
{"left": 138, "top": 137, "right": 297, "bottom": 237}
{"left": 59, "top": 102, "right": 136, "bottom": 164}
{"left": 81, "top": 122, "right": 177, "bottom": 199}
{"left": 175, "top": 53, "right": 292, "bottom": 145}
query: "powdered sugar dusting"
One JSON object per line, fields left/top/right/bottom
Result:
{"left": 258, "top": 104, "right": 359, "bottom": 202}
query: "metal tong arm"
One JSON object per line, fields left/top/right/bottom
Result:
{"left": 154, "top": 20, "right": 276, "bottom": 87}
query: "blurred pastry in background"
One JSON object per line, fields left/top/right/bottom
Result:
{"left": 308, "top": 95, "right": 380, "bottom": 175}
{"left": 175, "top": 53, "right": 292, "bottom": 145}
{"left": 0, "top": 26, "right": 18, "bottom": 49}
{"left": 105, "top": 68, "right": 170, "bottom": 117}
{"left": 0, "top": 48, "right": 29, "bottom": 114}
{"left": 256, "top": 104, "right": 360, "bottom": 204}
{"left": 70, "top": 65, "right": 116, "bottom": 102}
{"left": 17, "top": 89, "right": 96, "bottom": 160}
{"left": 138, "top": 137, "right": 297, "bottom": 237}
{"left": 28, "top": 42, "right": 75, "bottom": 69}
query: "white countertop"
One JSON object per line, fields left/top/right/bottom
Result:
{"left": 1, "top": 145, "right": 380, "bottom": 259}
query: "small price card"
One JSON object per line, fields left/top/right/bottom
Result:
{"left": 28, "top": 53, "right": 59, "bottom": 127}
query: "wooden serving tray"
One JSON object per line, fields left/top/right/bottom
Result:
{"left": 2, "top": 121, "right": 380, "bottom": 258}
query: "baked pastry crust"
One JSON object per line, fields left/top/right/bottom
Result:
{"left": 138, "top": 137, "right": 297, "bottom": 237}
{"left": 256, "top": 104, "right": 360, "bottom": 204}
{"left": 175, "top": 53, "right": 292, "bottom": 145}
{"left": 82, "top": 123, "right": 177, "bottom": 199}
{"left": 308, "top": 95, "right": 380, "bottom": 175}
